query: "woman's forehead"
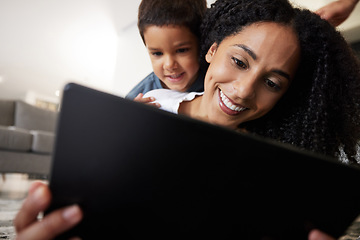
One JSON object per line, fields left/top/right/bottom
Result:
{"left": 221, "top": 22, "right": 301, "bottom": 77}
{"left": 224, "top": 22, "right": 298, "bottom": 49}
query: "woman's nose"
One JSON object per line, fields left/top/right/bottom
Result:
{"left": 232, "top": 76, "right": 256, "bottom": 100}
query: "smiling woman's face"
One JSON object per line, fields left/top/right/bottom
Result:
{"left": 201, "top": 22, "right": 301, "bottom": 129}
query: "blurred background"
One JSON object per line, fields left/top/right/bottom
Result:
{"left": 0, "top": 0, "right": 359, "bottom": 109}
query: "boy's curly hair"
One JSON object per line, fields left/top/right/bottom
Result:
{"left": 200, "top": 0, "right": 360, "bottom": 164}
{"left": 138, "top": 0, "right": 207, "bottom": 44}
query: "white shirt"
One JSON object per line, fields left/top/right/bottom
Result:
{"left": 143, "top": 89, "right": 203, "bottom": 114}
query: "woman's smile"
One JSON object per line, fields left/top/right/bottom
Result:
{"left": 218, "top": 88, "right": 248, "bottom": 116}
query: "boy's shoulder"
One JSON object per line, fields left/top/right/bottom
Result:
{"left": 126, "top": 72, "right": 163, "bottom": 99}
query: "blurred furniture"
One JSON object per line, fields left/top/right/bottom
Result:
{"left": 0, "top": 100, "right": 57, "bottom": 177}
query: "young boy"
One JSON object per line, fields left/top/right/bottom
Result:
{"left": 125, "top": 0, "right": 207, "bottom": 100}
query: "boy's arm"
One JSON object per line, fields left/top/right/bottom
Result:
{"left": 126, "top": 84, "right": 145, "bottom": 100}
{"left": 125, "top": 72, "right": 161, "bottom": 100}
{"left": 125, "top": 77, "right": 149, "bottom": 100}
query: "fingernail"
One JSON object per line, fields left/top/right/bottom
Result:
{"left": 63, "top": 205, "right": 82, "bottom": 223}
{"left": 33, "top": 185, "right": 45, "bottom": 201}
{"left": 28, "top": 181, "right": 42, "bottom": 194}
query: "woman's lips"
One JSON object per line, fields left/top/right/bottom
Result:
{"left": 218, "top": 89, "right": 248, "bottom": 116}
{"left": 165, "top": 72, "right": 185, "bottom": 83}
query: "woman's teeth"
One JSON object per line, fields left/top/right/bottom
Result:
{"left": 220, "top": 90, "right": 247, "bottom": 112}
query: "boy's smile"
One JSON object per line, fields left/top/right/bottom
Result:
{"left": 143, "top": 25, "right": 200, "bottom": 92}
{"left": 165, "top": 72, "right": 185, "bottom": 83}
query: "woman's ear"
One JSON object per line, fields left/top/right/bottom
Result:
{"left": 205, "top": 43, "right": 218, "bottom": 63}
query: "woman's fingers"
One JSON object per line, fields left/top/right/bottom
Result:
{"left": 14, "top": 182, "right": 51, "bottom": 232}
{"left": 14, "top": 182, "right": 83, "bottom": 240}
{"left": 308, "top": 229, "right": 335, "bottom": 240}
{"left": 16, "top": 205, "right": 82, "bottom": 240}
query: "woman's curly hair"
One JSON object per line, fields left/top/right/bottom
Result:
{"left": 200, "top": 0, "right": 360, "bottom": 164}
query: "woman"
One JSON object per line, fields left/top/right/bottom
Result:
{"left": 14, "top": 0, "right": 360, "bottom": 239}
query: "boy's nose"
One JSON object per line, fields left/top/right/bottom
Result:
{"left": 163, "top": 55, "right": 177, "bottom": 71}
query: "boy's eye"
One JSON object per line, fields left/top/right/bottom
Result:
{"left": 232, "top": 57, "right": 247, "bottom": 69}
{"left": 177, "top": 48, "right": 190, "bottom": 53}
{"left": 265, "top": 79, "right": 281, "bottom": 91}
{"left": 152, "top": 52, "right": 163, "bottom": 56}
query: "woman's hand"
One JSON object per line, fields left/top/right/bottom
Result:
{"left": 134, "top": 93, "right": 161, "bottom": 108}
{"left": 308, "top": 229, "right": 336, "bottom": 240}
{"left": 14, "top": 181, "right": 83, "bottom": 240}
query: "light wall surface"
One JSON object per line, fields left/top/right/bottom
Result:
{"left": 0, "top": 0, "right": 359, "bottom": 105}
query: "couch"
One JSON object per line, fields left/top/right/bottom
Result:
{"left": 0, "top": 100, "right": 57, "bottom": 177}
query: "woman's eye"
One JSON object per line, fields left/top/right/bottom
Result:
{"left": 152, "top": 52, "right": 163, "bottom": 56}
{"left": 265, "top": 79, "right": 281, "bottom": 91}
{"left": 177, "top": 48, "right": 190, "bottom": 53}
{"left": 232, "top": 57, "right": 247, "bottom": 69}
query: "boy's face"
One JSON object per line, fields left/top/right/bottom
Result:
{"left": 143, "top": 25, "right": 200, "bottom": 92}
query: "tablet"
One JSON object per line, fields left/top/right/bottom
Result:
{"left": 47, "top": 83, "right": 360, "bottom": 239}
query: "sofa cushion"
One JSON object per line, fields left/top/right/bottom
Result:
{"left": 0, "top": 126, "right": 32, "bottom": 151}
{"left": 0, "top": 100, "right": 15, "bottom": 126}
{"left": 30, "top": 130, "right": 55, "bottom": 154}
{"left": 14, "top": 101, "right": 57, "bottom": 132}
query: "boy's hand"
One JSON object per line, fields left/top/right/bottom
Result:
{"left": 134, "top": 93, "right": 161, "bottom": 108}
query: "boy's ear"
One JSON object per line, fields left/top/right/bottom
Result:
{"left": 205, "top": 43, "right": 218, "bottom": 63}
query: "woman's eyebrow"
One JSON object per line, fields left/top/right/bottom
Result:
{"left": 272, "top": 69, "right": 291, "bottom": 81}
{"left": 233, "top": 44, "right": 257, "bottom": 60}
